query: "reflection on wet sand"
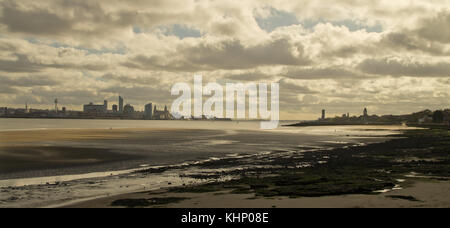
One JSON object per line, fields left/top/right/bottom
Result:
{"left": 0, "top": 123, "right": 408, "bottom": 208}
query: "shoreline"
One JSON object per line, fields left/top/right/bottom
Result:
{"left": 1, "top": 124, "right": 446, "bottom": 208}
{"left": 64, "top": 126, "right": 450, "bottom": 208}
{"left": 0, "top": 126, "right": 399, "bottom": 208}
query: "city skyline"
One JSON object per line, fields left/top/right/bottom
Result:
{"left": 0, "top": 1, "right": 449, "bottom": 120}
{"left": 1, "top": 92, "right": 448, "bottom": 121}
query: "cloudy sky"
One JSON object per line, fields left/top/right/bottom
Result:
{"left": 0, "top": 0, "right": 449, "bottom": 120}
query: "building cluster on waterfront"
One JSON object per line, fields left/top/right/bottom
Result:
{"left": 0, "top": 96, "right": 174, "bottom": 120}
{"left": 318, "top": 108, "right": 450, "bottom": 125}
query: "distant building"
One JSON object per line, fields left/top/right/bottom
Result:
{"left": 84, "top": 100, "right": 107, "bottom": 113}
{"left": 418, "top": 115, "right": 433, "bottom": 124}
{"left": 119, "top": 96, "right": 124, "bottom": 113}
{"left": 123, "top": 104, "right": 135, "bottom": 114}
{"left": 363, "top": 108, "right": 368, "bottom": 117}
{"left": 112, "top": 105, "right": 118, "bottom": 112}
{"left": 144, "top": 103, "right": 153, "bottom": 120}
{"left": 433, "top": 110, "right": 445, "bottom": 123}
{"left": 445, "top": 110, "right": 450, "bottom": 124}
{"left": 153, "top": 105, "right": 174, "bottom": 120}
{"left": 54, "top": 98, "right": 58, "bottom": 113}
{"left": 0, "top": 107, "right": 7, "bottom": 116}
{"left": 321, "top": 109, "right": 326, "bottom": 120}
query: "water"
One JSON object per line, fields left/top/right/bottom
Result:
{"left": 0, "top": 118, "right": 263, "bottom": 131}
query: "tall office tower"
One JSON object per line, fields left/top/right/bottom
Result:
{"left": 145, "top": 103, "right": 153, "bottom": 120}
{"left": 104, "top": 100, "right": 108, "bottom": 112}
{"left": 55, "top": 98, "right": 58, "bottom": 113}
{"left": 119, "top": 96, "right": 124, "bottom": 113}
{"left": 322, "top": 109, "right": 326, "bottom": 120}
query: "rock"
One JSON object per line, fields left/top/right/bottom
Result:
{"left": 7, "top": 196, "right": 19, "bottom": 201}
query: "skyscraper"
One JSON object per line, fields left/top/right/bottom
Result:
{"left": 322, "top": 109, "right": 326, "bottom": 120}
{"left": 55, "top": 98, "right": 58, "bottom": 113}
{"left": 119, "top": 96, "right": 124, "bottom": 113}
{"left": 145, "top": 103, "right": 153, "bottom": 120}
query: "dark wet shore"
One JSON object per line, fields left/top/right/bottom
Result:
{"left": 0, "top": 125, "right": 425, "bottom": 207}
{"left": 83, "top": 126, "right": 450, "bottom": 208}
{"left": 0, "top": 126, "right": 390, "bottom": 180}
{"left": 173, "top": 127, "right": 449, "bottom": 197}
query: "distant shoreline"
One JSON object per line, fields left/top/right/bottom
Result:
{"left": 285, "top": 121, "right": 450, "bottom": 129}
{"left": 285, "top": 122, "right": 402, "bottom": 127}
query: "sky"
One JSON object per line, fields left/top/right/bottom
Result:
{"left": 0, "top": 0, "right": 449, "bottom": 120}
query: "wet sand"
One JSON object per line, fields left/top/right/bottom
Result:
{"left": 0, "top": 125, "right": 414, "bottom": 208}
{"left": 0, "top": 129, "right": 153, "bottom": 179}
{"left": 0, "top": 126, "right": 390, "bottom": 180}
{"left": 62, "top": 127, "right": 450, "bottom": 208}
{"left": 0, "top": 128, "right": 238, "bottom": 179}
{"left": 67, "top": 180, "right": 450, "bottom": 208}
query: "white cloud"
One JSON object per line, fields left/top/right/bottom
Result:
{"left": 0, "top": 0, "right": 449, "bottom": 119}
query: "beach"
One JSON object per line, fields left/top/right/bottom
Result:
{"left": 1, "top": 119, "right": 447, "bottom": 208}
{"left": 66, "top": 180, "right": 450, "bottom": 208}
{"left": 65, "top": 126, "right": 450, "bottom": 208}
